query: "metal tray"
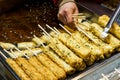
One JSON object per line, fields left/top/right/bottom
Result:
{"left": 71, "top": 53, "right": 120, "bottom": 80}
{"left": 0, "top": 57, "right": 20, "bottom": 80}
{"left": 0, "top": 47, "right": 20, "bottom": 80}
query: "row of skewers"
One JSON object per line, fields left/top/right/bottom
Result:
{"left": 0, "top": 14, "right": 120, "bottom": 80}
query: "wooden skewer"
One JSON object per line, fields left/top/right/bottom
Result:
{"left": 24, "top": 44, "right": 37, "bottom": 56}
{"left": 42, "top": 32, "right": 51, "bottom": 39}
{"left": 14, "top": 47, "right": 22, "bottom": 53}
{"left": 38, "top": 24, "right": 51, "bottom": 38}
{"left": 34, "top": 37, "right": 46, "bottom": 48}
{"left": 101, "top": 73, "right": 109, "bottom": 80}
{"left": 42, "top": 32, "right": 56, "bottom": 48}
{"left": 79, "top": 22, "right": 90, "bottom": 28}
{"left": 115, "top": 68, "right": 120, "bottom": 74}
{"left": 59, "top": 24, "right": 72, "bottom": 35}
{"left": 72, "top": 16, "right": 86, "bottom": 19}
{"left": 53, "top": 27, "right": 60, "bottom": 34}
{"left": 75, "top": 23, "right": 98, "bottom": 44}
{"left": 59, "top": 23, "right": 97, "bottom": 44}
{"left": 46, "top": 24, "right": 58, "bottom": 34}
{"left": 14, "top": 47, "right": 30, "bottom": 59}
{"left": 38, "top": 24, "right": 56, "bottom": 42}
{"left": 9, "top": 49, "right": 18, "bottom": 58}
{"left": 33, "top": 35, "right": 46, "bottom": 48}
{"left": 23, "top": 54, "right": 30, "bottom": 59}
{"left": 42, "top": 31, "right": 67, "bottom": 55}
{"left": 72, "top": 13, "right": 84, "bottom": 16}
{"left": 0, "top": 51, "right": 7, "bottom": 59}
{"left": 42, "top": 32, "right": 63, "bottom": 53}
{"left": 4, "top": 49, "right": 17, "bottom": 58}
{"left": 38, "top": 25, "right": 62, "bottom": 50}
{"left": 72, "top": 15, "right": 85, "bottom": 17}
{"left": 39, "top": 42, "right": 46, "bottom": 48}
{"left": 46, "top": 24, "right": 60, "bottom": 36}
{"left": 59, "top": 23, "right": 98, "bottom": 45}
{"left": 72, "top": 13, "right": 86, "bottom": 19}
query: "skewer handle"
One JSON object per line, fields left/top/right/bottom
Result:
{"left": 101, "top": 73, "right": 109, "bottom": 80}
{"left": 0, "top": 51, "right": 7, "bottom": 59}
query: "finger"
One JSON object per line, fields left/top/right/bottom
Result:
{"left": 64, "top": 10, "right": 73, "bottom": 24}
{"left": 73, "top": 8, "right": 79, "bottom": 22}
{"left": 74, "top": 5, "right": 79, "bottom": 14}
{"left": 65, "top": 14, "right": 76, "bottom": 28}
{"left": 57, "top": 11, "right": 67, "bottom": 24}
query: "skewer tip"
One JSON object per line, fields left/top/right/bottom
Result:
{"left": 0, "top": 51, "right": 7, "bottom": 59}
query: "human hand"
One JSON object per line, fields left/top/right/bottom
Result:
{"left": 57, "top": 2, "right": 79, "bottom": 28}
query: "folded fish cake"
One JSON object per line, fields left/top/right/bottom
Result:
{"left": 43, "top": 47, "right": 75, "bottom": 75}
{"left": 37, "top": 53, "right": 66, "bottom": 80}
{"left": 78, "top": 21, "right": 116, "bottom": 57}
{"left": 72, "top": 31, "right": 104, "bottom": 61}
{"left": 49, "top": 38, "right": 86, "bottom": 71}
{"left": 15, "top": 57, "right": 45, "bottom": 80}
{"left": 58, "top": 33, "right": 93, "bottom": 63}
{"left": 28, "top": 56, "right": 58, "bottom": 80}
{"left": 34, "top": 34, "right": 86, "bottom": 71}
{"left": 6, "top": 58, "right": 31, "bottom": 80}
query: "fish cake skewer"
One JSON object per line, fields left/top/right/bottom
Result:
{"left": 43, "top": 46, "right": 75, "bottom": 75}
{"left": 37, "top": 53, "right": 66, "bottom": 80}
{"left": 6, "top": 58, "right": 31, "bottom": 80}
{"left": 40, "top": 35, "right": 86, "bottom": 71}
{"left": 57, "top": 33, "right": 93, "bottom": 64}
{"left": 33, "top": 35, "right": 75, "bottom": 74}
{"left": 79, "top": 20, "right": 120, "bottom": 50}
{"left": 15, "top": 57, "right": 45, "bottom": 80}
{"left": 78, "top": 22, "right": 115, "bottom": 57}
{"left": 28, "top": 56, "right": 58, "bottom": 80}
{"left": 51, "top": 31, "right": 96, "bottom": 65}
{"left": 38, "top": 25, "right": 86, "bottom": 70}
{"left": 72, "top": 31, "right": 104, "bottom": 60}
{"left": 49, "top": 38, "right": 86, "bottom": 71}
